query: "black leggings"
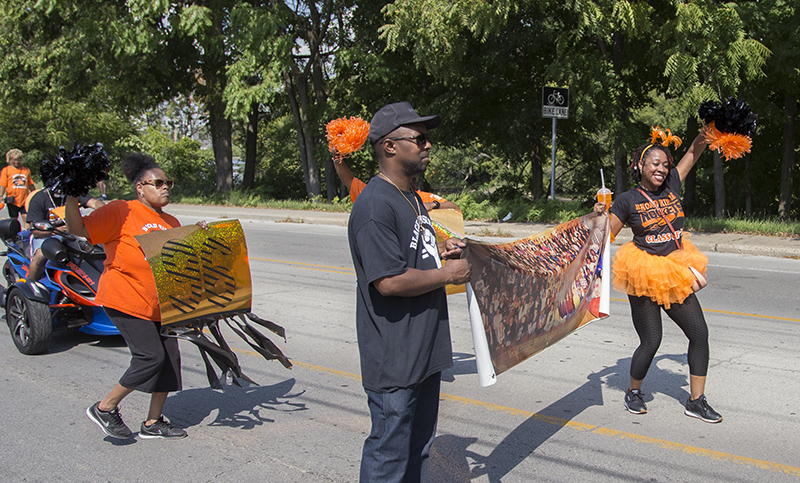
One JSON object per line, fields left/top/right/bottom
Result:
{"left": 628, "top": 293, "right": 709, "bottom": 381}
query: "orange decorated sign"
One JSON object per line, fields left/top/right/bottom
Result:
{"left": 135, "top": 219, "right": 252, "bottom": 326}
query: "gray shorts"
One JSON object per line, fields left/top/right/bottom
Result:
{"left": 29, "top": 234, "right": 62, "bottom": 259}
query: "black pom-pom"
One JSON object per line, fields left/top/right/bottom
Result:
{"left": 40, "top": 144, "right": 110, "bottom": 197}
{"left": 698, "top": 97, "right": 758, "bottom": 137}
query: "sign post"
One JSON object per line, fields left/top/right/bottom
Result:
{"left": 542, "top": 86, "right": 569, "bottom": 200}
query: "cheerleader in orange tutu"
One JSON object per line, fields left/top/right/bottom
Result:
{"left": 595, "top": 127, "right": 722, "bottom": 423}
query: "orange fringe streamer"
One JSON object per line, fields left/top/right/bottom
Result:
{"left": 325, "top": 117, "right": 370, "bottom": 162}
{"left": 649, "top": 126, "right": 682, "bottom": 149}
{"left": 702, "top": 122, "right": 752, "bottom": 161}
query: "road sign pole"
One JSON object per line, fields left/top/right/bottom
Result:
{"left": 550, "top": 117, "right": 557, "bottom": 200}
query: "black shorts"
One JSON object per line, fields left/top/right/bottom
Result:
{"left": 107, "top": 307, "right": 182, "bottom": 393}
{"left": 7, "top": 204, "right": 26, "bottom": 218}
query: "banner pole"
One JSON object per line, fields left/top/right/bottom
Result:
{"left": 466, "top": 283, "right": 497, "bottom": 387}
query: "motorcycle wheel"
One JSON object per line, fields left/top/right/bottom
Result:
{"left": 6, "top": 287, "right": 51, "bottom": 355}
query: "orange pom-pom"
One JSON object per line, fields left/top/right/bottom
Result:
{"left": 325, "top": 117, "right": 370, "bottom": 162}
{"left": 702, "top": 122, "right": 752, "bottom": 161}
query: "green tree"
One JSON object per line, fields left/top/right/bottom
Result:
{"left": 741, "top": 1, "right": 799, "bottom": 220}
{"left": 226, "top": 1, "right": 358, "bottom": 200}
{"left": 0, "top": 0, "right": 136, "bottom": 163}
{"left": 558, "top": 0, "right": 667, "bottom": 198}
{"left": 662, "top": 1, "right": 770, "bottom": 218}
{"left": 379, "top": 0, "right": 564, "bottom": 200}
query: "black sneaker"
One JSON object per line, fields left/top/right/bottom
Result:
{"left": 86, "top": 402, "right": 133, "bottom": 439}
{"left": 139, "top": 416, "right": 187, "bottom": 439}
{"left": 624, "top": 388, "right": 647, "bottom": 414}
{"left": 684, "top": 394, "right": 722, "bottom": 423}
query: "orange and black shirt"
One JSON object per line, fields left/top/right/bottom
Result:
{"left": 610, "top": 169, "right": 684, "bottom": 257}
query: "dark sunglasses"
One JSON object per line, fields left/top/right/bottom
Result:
{"left": 140, "top": 178, "right": 174, "bottom": 189}
{"left": 386, "top": 133, "right": 430, "bottom": 148}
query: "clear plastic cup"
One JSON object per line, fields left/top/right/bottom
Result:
{"left": 596, "top": 187, "right": 612, "bottom": 209}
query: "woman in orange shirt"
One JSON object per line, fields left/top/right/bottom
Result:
{"left": 65, "top": 153, "right": 204, "bottom": 440}
{"left": 0, "top": 148, "right": 36, "bottom": 224}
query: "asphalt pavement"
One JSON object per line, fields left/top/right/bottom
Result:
{"left": 168, "top": 203, "right": 800, "bottom": 259}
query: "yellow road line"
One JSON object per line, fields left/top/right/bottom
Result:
{"left": 441, "top": 393, "right": 800, "bottom": 476}
{"left": 292, "top": 360, "right": 362, "bottom": 381}
{"left": 230, "top": 346, "right": 800, "bottom": 477}
{"left": 251, "top": 257, "right": 354, "bottom": 274}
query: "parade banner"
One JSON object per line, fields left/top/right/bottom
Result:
{"left": 135, "top": 219, "right": 252, "bottom": 327}
{"left": 464, "top": 213, "right": 611, "bottom": 386}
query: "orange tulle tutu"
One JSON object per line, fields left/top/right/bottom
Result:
{"left": 612, "top": 236, "right": 708, "bottom": 309}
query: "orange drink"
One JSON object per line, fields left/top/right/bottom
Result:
{"left": 596, "top": 187, "right": 612, "bottom": 208}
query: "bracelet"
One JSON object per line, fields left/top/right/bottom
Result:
{"left": 432, "top": 200, "right": 440, "bottom": 209}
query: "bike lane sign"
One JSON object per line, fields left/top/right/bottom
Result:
{"left": 542, "top": 86, "right": 569, "bottom": 119}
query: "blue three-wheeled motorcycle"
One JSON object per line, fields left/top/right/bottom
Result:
{"left": 0, "top": 217, "right": 117, "bottom": 354}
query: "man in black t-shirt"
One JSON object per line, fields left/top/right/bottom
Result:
{"left": 348, "top": 102, "right": 471, "bottom": 482}
{"left": 26, "top": 188, "right": 103, "bottom": 282}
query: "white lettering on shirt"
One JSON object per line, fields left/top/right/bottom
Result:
{"left": 645, "top": 228, "right": 682, "bottom": 244}
{"left": 142, "top": 222, "right": 170, "bottom": 232}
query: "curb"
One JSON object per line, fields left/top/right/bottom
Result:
{"left": 169, "top": 204, "right": 800, "bottom": 260}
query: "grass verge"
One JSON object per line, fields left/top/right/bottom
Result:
{"left": 111, "top": 188, "right": 798, "bottom": 237}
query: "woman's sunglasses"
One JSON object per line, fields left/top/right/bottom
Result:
{"left": 140, "top": 178, "right": 174, "bottom": 189}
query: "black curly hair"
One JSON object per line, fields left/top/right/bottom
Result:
{"left": 121, "top": 153, "right": 161, "bottom": 185}
{"left": 629, "top": 143, "right": 674, "bottom": 183}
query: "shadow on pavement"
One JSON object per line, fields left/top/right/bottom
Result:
{"left": 166, "top": 378, "right": 306, "bottom": 430}
{"left": 428, "top": 353, "right": 694, "bottom": 481}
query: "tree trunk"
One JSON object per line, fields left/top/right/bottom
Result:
{"left": 614, "top": 136, "right": 627, "bottom": 201}
{"left": 283, "top": 70, "right": 320, "bottom": 199}
{"left": 779, "top": 93, "right": 796, "bottom": 220}
{"left": 683, "top": 115, "right": 698, "bottom": 215}
{"left": 325, "top": 158, "right": 337, "bottom": 201}
{"left": 243, "top": 102, "right": 259, "bottom": 191}
{"left": 301, "top": 119, "right": 321, "bottom": 199}
{"left": 612, "top": 32, "right": 628, "bottom": 198}
{"left": 205, "top": 10, "right": 232, "bottom": 194}
{"left": 208, "top": 99, "right": 233, "bottom": 193}
{"left": 713, "top": 150, "right": 725, "bottom": 219}
{"left": 530, "top": 130, "right": 544, "bottom": 201}
{"left": 744, "top": 154, "right": 752, "bottom": 216}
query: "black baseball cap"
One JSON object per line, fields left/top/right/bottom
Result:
{"left": 368, "top": 101, "right": 442, "bottom": 145}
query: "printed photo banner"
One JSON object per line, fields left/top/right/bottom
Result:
{"left": 136, "top": 219, "right": 252, "bottom": 327}
{"left": 464, "top": 212, "right": 611, "bottom": 387}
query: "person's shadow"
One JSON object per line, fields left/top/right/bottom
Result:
{"left": 441, "top": 352, "right": 479, "bottom": 382}
{"left": 429, "top": 353, "right": 692, "bottom": 482}
{"left": 164, "top": 377, "right": 307, "bottom": 430}
{"left": 34, "top": 330, "right": 127, "bottom": 355}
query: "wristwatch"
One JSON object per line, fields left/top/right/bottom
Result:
{"left": 432, "top": 200, "right": 440, "bottom": 209}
